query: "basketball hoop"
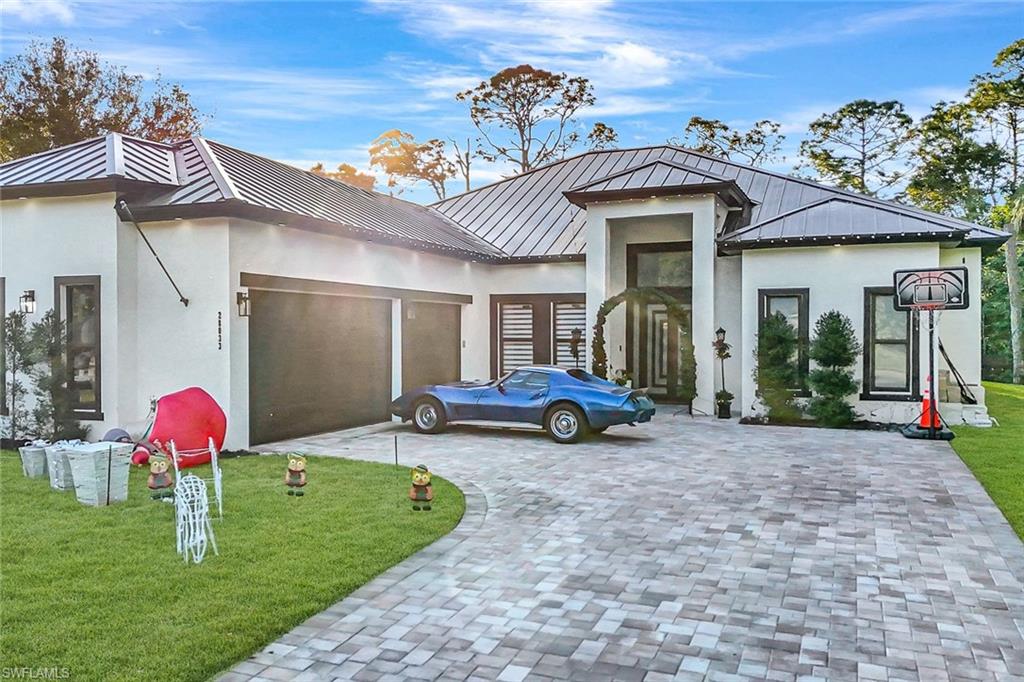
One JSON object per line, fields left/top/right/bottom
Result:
{"left": 893, "top": 267, "right": 968, "bottom": 312}
{"left": 892, "top": 267, "right": 969, "bottom": 441}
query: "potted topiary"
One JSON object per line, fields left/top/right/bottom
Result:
{"left": 715, "top": 390, "right": 734, "bottom": 419}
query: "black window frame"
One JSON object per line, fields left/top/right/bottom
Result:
{"left": 54, "top": 275, "right": 103, "bottom": 421}
{"left": 861, "top": 286, "right": 920, "bottom": 401}
{"left": 757, "top": 288, "right": 810, "bottom": 396}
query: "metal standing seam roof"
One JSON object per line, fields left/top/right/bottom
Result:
{"left": 2, "top": 135, "right": 1007, "bottom": 260}
{"left": 0, "top": 132, "right": 178, "bottom": 190}
{"left": 130, "top": 138, "right": 507, "bottom": 259}
{"left": 432, "top": 145, "right": 1009, "bottom": 258}
{"left": 717, "top": 196, "right": 969, "bottom": 250}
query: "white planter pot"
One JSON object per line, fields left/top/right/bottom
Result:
{"left": 45, "top": 446, "right": 75, "bottom": 491}
{"left": 18, "top": 446, "right": 48, "bottom": 478}
{"left": 65, "top": 443, "right": 134, "bottom": 507}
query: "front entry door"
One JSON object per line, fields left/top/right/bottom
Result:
{"left": 626, "top": 242, "right": 693, "bottom": 402}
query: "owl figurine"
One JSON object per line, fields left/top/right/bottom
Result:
{"left": 147, "top": 454, "right": 174, "bottom": 499}
{"left": 285, "top": 454, "right": 307, "bottom": 496}
{"left": 409, "top": 464, "right": 433, "bottom": 511}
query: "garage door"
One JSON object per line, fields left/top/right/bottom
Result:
{"left": 402, "top": 301, "right": 461, "bottom": 392}
{"left": 249, "top": 290, "right": 391, "bottom": 444}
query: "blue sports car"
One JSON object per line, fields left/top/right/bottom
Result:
{"left": 389, "top": 366, "right": 656, "bottom": 444}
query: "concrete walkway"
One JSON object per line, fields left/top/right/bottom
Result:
{"left": 221, "top": 418, "right": 1024, "bottom": 681}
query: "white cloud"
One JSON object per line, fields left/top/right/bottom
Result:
{"left": 1, "top": 0, "right": 73, "bottom": 23}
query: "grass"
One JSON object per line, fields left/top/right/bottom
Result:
{"left": 0, "top": 452, "right": 463, "bottom": 681}
{"left": 951, "top": 381, "right": 1024, "bottom": 539}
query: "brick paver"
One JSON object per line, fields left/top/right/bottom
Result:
{"left": 222, "top": 417, "right": 1024, "bottom": 681}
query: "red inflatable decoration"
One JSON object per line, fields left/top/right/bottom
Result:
{"left": 148, "top": 387, "right": 227, "bottom": 468}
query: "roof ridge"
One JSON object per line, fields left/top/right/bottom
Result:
{"left": 431, "top": 145, "right": 672, "bottom": 206}
{"left": 566, "top": 157, "right": 732, "bottom": 192}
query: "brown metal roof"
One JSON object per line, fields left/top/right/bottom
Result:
{"left": 434, "top": 145, "right": 1009, "bottom": 257}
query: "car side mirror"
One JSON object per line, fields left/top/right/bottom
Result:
{"left": 497, "top": 383, "right": 506, "bottom": 394}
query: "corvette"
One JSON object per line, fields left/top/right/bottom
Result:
{"left": 389, "top": 365, "right": 656, "bottom": 444}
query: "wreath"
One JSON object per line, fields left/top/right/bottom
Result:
{"left": 590, "top": 287, "right": 697, "bottom": 405}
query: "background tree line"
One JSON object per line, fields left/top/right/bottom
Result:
{"left": 2, "top": 37, "right": 1021, "bottom": 384}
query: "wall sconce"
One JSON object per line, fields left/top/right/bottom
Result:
{"left": 19, "top": 290, "right": 36, "bottom": 314}
{"left": 236, "top": 291, "right": 250, "bottom": 317}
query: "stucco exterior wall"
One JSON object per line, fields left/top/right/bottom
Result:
{"left": 584, "top": 195, "right": 720, "bottom": 415}
{"left": 1, "top": 194, "right": 125, "bottom": 437}
{"left": 740, "top": 242, "right": 983, "bottom": 424}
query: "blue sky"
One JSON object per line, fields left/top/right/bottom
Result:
{"left": 0, "top": 1, "right": 1020, "bottom": 202}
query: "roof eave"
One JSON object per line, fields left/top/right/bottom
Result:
{"left": 717, "top": 231, "right": 967, "bottom": 256}
{"left": 563, "top": 181, "right": 750, "bottom": 209}
{"left": 0, "top": 176, "right": 177, "bottom": 201}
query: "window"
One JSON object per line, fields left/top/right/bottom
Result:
{"left": 55, "top": 276, "right": 102, "bottom": 420}
{"left": 757, "top": 288, "right": 809, "bottom": 393}
{"left": 863, "top": 287, "right": 919, "bottom": 400}
{"left": 502, "top": 370, "right": 550, "bottom": 391}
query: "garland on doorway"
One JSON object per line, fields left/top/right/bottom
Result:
{"left": 590, "top": 287, "right": 697, "bottom": 405}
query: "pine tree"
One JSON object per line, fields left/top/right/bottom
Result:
{"left": 807, "top": 311, "right": 861, "bottom": 427}
{"left": 754, "top": 312, "right": 801, "bottom": 421}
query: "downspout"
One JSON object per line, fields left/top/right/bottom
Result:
{"left": 117, "top": 200, "right": 190, "bottom": 308}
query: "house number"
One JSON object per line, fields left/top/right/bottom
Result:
{"left": 217, "top": 311, "right": 223, "bottom": 350}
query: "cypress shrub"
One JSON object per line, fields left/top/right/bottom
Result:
{"left": 754, "top": 311, "right": 801, "bottom": 421}
{"left": 807, "top": 310, "right": 861, "bottom": 427}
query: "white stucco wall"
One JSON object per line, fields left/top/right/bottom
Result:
{"left": 1, "top": 194, "right": 126, "bottom": 438}
{"left": 739, "top": 242, "right": 983, "bottom": 424}
{"left": 584, "top": 195, "right": 720, "bottom": 415}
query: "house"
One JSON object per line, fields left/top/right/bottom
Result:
{"left": 0, "top": 133, "right": 1008, "bottom": 447}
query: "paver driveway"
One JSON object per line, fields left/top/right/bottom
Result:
{"left": 223, "top": 418, "right": 1024, "bottom": 681}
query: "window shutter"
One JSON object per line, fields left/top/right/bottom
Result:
{"left": 499, "top": 303, "right": 533, "bottom": 373}
{"left": 553, "top": 302, "right": 587, "bottom": 368}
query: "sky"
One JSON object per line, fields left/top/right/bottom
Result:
{"left": 0, "top": 0, "right": 1020, "bottom": 203}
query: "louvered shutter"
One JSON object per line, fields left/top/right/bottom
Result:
{"left": 553, "top": 302, "right": 587, "bottom": 368}
{"left": 499, "top": 303, "right": 533, "bottom": 373}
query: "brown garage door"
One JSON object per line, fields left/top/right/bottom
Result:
{"left": 249, "top": 290, "right": 391, "bottom": 445}
{"left": 402, "top": 301, "right": 461, "bottom": 392}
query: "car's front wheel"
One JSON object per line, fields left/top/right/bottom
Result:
{"left": 545, "top": 403, "right": 588, "bottom": 444}
{"left": 412, "top": 398, "right": 446, "bottom": 434}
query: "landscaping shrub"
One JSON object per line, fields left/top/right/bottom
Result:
{"left": 30, "top": 310, "right": 88, "bottom": 441}
{"left": 3, "top": 310, "right": 32, "bottom": 439}
{"left": 754, "top": 311, "right": 801, "bottom": 421}
{"left": 807, "top": 310, "right": 861, "bottom": 427}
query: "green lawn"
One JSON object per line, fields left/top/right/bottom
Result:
{"left": 952, "top": 381, "right": 1024, "bottom": 539}
{"left": 0, "top": 452, "right": 463, "bottom": 681}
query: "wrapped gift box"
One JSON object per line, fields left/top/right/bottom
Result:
{"left": 65, "top": 443, "right": 134, "bottom": 507}
{"left": 18, "top": 445, "right": 48, "bottom": 479}
{"left": 45, "top": 445, "right": 76, "bottom": 491}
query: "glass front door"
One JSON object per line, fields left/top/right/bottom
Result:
{"left": 626, "top": 243, "right": 692, "bottom": 401}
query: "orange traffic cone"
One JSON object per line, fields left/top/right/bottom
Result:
{"left": 919, "top": 386, "right": 940, "bottom": 429}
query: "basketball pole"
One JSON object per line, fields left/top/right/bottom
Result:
{"left": 928, "top": 309, "right": 937, "bottom": 439}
